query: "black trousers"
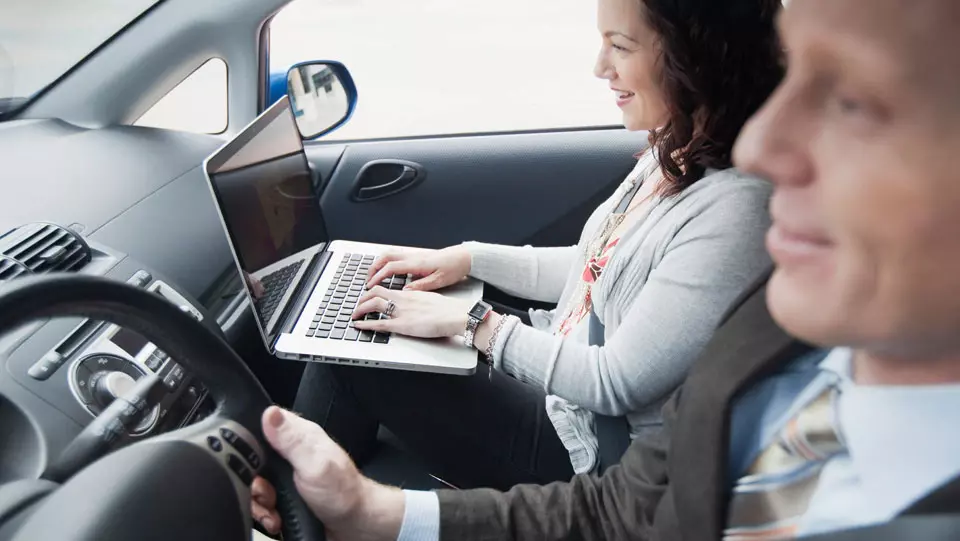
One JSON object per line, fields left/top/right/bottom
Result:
{"left": 291, "top": 303, "right": 575, "bottom": 491}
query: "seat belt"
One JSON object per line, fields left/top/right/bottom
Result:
{"left": 587, "top": 161, "right": 650, "bottom": 474}
{"left": 589, "top": 311, "right": 633, "bottom": 473}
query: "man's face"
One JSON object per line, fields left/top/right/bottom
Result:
{"left": 734, "top": 0, "right": 960, "bottom": 359}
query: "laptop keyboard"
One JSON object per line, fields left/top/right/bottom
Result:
{"left": 255, "top": 260, "right": 304, "bottom": 323}
{"left": 306, "top": 253, "right": 408, "bottom": 343}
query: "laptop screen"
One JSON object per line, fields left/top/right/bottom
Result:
{"left": 206, "top": 99, "right": 328, "bottom": 272}
{"left": 204, "top": 98, "right": 328, "bottom": 341}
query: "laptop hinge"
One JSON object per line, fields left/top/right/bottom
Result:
{"left": 270, "top": 250, "right": 331, "bottom": 353}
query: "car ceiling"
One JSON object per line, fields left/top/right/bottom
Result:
{"left": 19, "top": 0, "right": 293, "bottom": 132}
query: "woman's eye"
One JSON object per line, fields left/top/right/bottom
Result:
{"left": 611, "top": 43, "right": 629, "bottom": 53}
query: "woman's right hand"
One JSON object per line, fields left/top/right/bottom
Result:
{"left": 366, "top": 246, "right": 472, "bottom": 292}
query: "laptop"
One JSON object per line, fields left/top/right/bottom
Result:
{"left": 201, "top": 98, "right": 481, "bottom": 375}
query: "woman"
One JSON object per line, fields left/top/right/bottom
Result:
{"left": 286, "top": 0, "right": 782, "bottom": 493}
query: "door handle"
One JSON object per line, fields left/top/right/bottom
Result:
{"left": 352, "top": 160, "right": 425, "bottom": 202}
{"left": 362, "top": 166, "right": 415, "bottom": 197}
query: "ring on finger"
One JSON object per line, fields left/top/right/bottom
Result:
{"left": 384, "top": 299, "right": 397, "bottom": 318}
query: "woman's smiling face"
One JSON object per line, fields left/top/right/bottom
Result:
{"left": 594, "top": 0, "right": 669, "bottom": 131}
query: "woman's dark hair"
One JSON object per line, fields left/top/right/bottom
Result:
{"left": 640, "top": 0, "right": 784, "bottom": 196}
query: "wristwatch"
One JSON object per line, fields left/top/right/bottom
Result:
{"left": 463, "top": 301, "right": 493, "bottom": 348}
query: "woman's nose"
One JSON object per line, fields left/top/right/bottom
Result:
{"left": 594, "top": 48, "right": 614, "bottom": 80}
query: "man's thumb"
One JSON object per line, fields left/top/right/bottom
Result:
{"left": 262, "top": 406, "right": 324, "bottom": 468}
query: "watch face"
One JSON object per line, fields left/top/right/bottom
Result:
{"left": 468, "top": 301, "right": 491, "bottom": 320}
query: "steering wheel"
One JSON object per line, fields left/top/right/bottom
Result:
{"left": 0, "top": 275, "right": 325, "bottom": 541}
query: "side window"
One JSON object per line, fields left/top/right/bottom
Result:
{"left": 135, "top": 58, "right": 228, "bottom": 134}
{"left": 268, "top": 0, "right": 621, "bottom": 140}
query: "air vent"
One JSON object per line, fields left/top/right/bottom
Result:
{"left": 0, "top": 223, "right": 92, "bottom": 283}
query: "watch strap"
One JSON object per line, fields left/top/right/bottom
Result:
{"left": 463, "top": 317, "right": 481, "bottom": 348}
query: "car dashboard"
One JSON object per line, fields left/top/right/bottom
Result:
{"left": 0, "top": 118, "right": 252, "bottom": 485}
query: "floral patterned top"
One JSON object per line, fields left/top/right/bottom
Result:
{"left": 556, "top": 237, "right": 621, "bottom": 336}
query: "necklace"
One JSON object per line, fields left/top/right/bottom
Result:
{"left": 581, "top": 167, "right": 656, "bottom": 261}
{"left": 557, "top": 166, "right": 660, "bottom": 335}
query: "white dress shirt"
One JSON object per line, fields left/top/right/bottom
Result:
{"left": 797, "top": 348, "right": 960, "bottom": 536}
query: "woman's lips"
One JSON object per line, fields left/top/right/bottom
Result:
{"left": 766, "top": 223, "right": 833, "bottom": 266}
{"left": 613, "top": 89, "right": 635, "bottom": 108}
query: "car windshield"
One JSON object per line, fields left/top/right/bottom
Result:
{"left": 0, "top": 0, "right": 160, "bottom": 115}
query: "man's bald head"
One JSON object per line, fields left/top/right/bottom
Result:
{"left": 734, "top": 0, "right": 960, "bottom": 379}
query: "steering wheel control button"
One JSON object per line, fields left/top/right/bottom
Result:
{"left": 207, "top": 436, "right": 223, "bottom": 453}
{"left": 220, "top": 428, "right": 261, "bottom": 469}
{"left": 220, "top": 427, "right": 237, "bottom": 443}
{"left": 227, "top": 453, "right": 254, "bottom": 485}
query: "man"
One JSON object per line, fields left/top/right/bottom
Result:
{"left": 251, "top": 0, "right": 960, "bottom": 538}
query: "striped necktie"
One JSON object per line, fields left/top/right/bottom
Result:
{"left": 724, "top": 382, "right": 846, "bottom": 540}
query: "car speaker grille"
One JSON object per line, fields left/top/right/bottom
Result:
{"left": 0, "top": 223, "right": 92, "bottom": 283}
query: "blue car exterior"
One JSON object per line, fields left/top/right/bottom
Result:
{"left": 268, "top": 70, "right": 306, "bottom": 118}
{"left": 268, "top": 70, "right": 290, "bottom": 109}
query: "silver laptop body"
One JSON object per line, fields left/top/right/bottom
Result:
{"left": 201, "top": 98, "right": 480, "bottom": 375}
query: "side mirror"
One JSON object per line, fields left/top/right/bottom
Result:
{"left": 285, "top": 61, "right": 358, "bottom": 139}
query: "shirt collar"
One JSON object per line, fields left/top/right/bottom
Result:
{"left": 817, "top": 348, "right": 960, "bottom": 513}
{"left": 818, "top": 347, "right": 853, "bottom": 381}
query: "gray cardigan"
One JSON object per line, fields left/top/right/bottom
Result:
{"left": 463, "top": 159, "right": 772, "bottom": 473}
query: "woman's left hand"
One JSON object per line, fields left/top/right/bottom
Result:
{"left": 352, "top": 286, "right": 472, "bottom": 338}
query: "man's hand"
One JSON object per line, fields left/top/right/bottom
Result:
{"left": 251, "top": 407, "right": 406, "bottom": 541}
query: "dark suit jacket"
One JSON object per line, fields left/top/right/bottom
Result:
{"left": 435, "top": 280, "right": 960, "bottom": 540}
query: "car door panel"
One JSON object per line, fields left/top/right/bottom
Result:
{"left": 309, "top": 129, "right": 647, "bottom": 251}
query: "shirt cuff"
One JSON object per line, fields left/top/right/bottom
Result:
{"left": 396, "top": 490, "right": 440, "bottom": 541}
